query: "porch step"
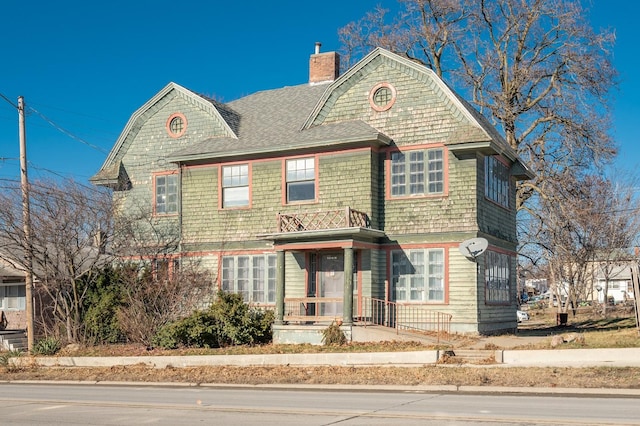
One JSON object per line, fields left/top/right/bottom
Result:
{"left": 0, "top": 331, "right": 27, "bottom": 352}
{"left": 438, "top": 349, "right": 498, "bottom": 364}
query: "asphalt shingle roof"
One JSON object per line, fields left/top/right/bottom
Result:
{"left": 169, "top": 83, "right": 387, "bottom": 162}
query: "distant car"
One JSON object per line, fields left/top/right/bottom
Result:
{"left": 517, "top": 310, "right": 530, "bottom": 322}
{"left": 528, "top": 294, "right": 544, "bottom": 303}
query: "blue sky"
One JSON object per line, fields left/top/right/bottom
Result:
{"left": 0, "top": 1, "right": 637, "bottom": 185}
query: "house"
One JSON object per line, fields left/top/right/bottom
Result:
{"left": 0, "top": 260, "right": 27, "bottom": 330}
{"left": 91, "top": 45, "right": 532, "bottom": 341}
{"left": 593, "top": 263, "right": 635, "bottom": 304}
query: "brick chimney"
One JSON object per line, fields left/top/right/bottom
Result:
{"left": 309, "top": 42, "right": 340, "bottom": 85}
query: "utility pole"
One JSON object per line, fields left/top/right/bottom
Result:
{"left": 18, "top": 96, "right": 35, "bottom": 352}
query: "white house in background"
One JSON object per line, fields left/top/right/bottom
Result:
{"left": 594, "top": 264, "right": 634, "bottom": 304}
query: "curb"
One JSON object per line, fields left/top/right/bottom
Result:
{"left": 2, "top": 380, "right": 640, "bottom": 397}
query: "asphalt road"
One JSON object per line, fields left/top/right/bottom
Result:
{"left": 1, "top": 383, "right": 639, "bottom": 425}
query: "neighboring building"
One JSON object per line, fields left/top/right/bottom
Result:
{"left": 0, "top": 260, "right": 27, "bottom": 330}
{"left": 92, "top": 46, "right": 532, "bottom": 339}
{"left": 593, "top": 263, "right": 635, "bottom": 304}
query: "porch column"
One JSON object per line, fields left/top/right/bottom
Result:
{"left": 275, "top": 250, "right": 285, "bottom": 325}
{"left": 343, "top": 247, "right": 354, "bottom": 325}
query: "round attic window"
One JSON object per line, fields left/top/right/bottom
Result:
{"left": 166, "top": 113, "right": 187, "bottom": 138}
{"left": 369, "top": 83, "right": 397, "bottom": 112}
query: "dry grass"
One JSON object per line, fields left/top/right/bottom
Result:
{"left": 2, "top": 308, "right": 639, "bottom": 389}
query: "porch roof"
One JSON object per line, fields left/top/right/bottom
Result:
{"left": 258, "top": 227, "right": 387, "bottom": 249}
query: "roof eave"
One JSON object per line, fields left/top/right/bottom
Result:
{"left": 167, "top": 133, "right": 392, "bottom": 164}
{"left": 448, "top": 140, "right": 535, "bottom": 180}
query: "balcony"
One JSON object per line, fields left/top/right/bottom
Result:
{"left": 277, "top": 207, "right": 370, "bottom": 233}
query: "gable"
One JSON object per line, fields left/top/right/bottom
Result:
{"left": 91, "top": 82, "right": 237, "bottom": 187}
{"left": 302, "top": 48, "right": 532, "bottom": 179}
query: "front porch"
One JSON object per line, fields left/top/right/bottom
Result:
{"left": 260, "top": 207, "right": 452, "bottom": 345}
{"left": 275, "top": 296, "right": 452, "bottom": 345}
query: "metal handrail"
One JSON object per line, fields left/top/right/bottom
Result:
{"left": 360, "top": 297, "right": 451, "bottom": 343}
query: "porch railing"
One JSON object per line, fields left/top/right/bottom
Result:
{"left": 277, "top": 207, "right": 370, "bottom": 233}
{"left": 360, "top": 297, "right": 452, "bottom": 343}
{"left": 283, "top": 297, "right": 343, "bottom": 322}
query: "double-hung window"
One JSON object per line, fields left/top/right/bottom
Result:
{"left": 485, "top": 250, "right": 512, "bottom": 303}
{"left": 0, "top": 285, "right": 26, "bottom": 310}
{"left": 286, "top": 158, "right": 315, "bottom": 203}
{"left": 390, "top": 148, "right": 443, "bottom": 197}
{"left": 222, "top": 254, "right": 277, "bottom": 304}
{"left": 391, "top": 249, "right": 444, "bottom": 302}
{"left": 155, "top": 174, "right": 178, "bottom": 214}
{"left": 222, "top": 164, "right": 249, "bottom": 208}
{"left": 485, "top": 156, "right": 510, "bottom": 208}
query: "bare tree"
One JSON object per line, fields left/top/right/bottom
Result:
{"left": 0, "top": 179, "right": 113, "bottom": 342}
{"left": 536, "top": 174, "right": 640, "bottom": 316}
{"left": 108, "top": 202, "right": 213, "bottom": 345}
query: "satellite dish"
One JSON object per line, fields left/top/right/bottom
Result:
{"left": 459, "top": 238, "right": 488, "bottom": 261}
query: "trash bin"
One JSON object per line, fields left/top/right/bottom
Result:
{"left": 556, "top": 313, "right": 568, "bottom": 326}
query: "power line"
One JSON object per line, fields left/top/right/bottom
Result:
{"left": 0, "top": 92, "right": 18, "bottom": 109}
{"left": 27, "top": 106, "right": 109, "bottom": 154}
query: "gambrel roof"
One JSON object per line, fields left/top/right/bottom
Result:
{"left": 92, "top": 47, "right": 532, "bottom": 182}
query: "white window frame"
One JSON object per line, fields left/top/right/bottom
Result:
{"left": 222, "top": 164, "right": 249, "bottom": 208}
{"left": 155, "top": 173, "right": 178, "bottom": 214}
{"left": 286, "top": 157, "right": 315, "bottom": 203}
{"left": 485, "top": 250, "right": 512, "bottom": 303}
{"left": 390, "top": 148, "right": 443, "bottom": 197}
{"left": 222, "top": 254, "right": 277, "bottom": 304}
{"left": 391, "top": 248, "right": 444, "bottom": 303}
{"left": 485, "top": 156, "right": 510, "bottom": 208}
{"left": 0, "top": 284, "right": 26, "bottom": 310}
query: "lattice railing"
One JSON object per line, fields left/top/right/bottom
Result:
{"left": 277, "top": 207, "right": 370, "bottom": 233}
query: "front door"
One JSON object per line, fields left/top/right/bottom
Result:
{"left": 319, "top": 253, "right": 343, "bottom": 317}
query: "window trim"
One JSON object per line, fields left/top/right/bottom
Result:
{"left": 386, "top": 145, "right": 447, "bottom": 199}
{"left": 369, "top": 82, "right": 397, "bottom": 112}
{"left": 484, "top": 249, "right": 513, "bottom": 305}
{"left": 166, "top": 112, "right": 187, "bottom": 138}
{"left": 153, "top": 171, "right": 179, "bottom": 216}
{"left": 282, "top": 156, "right": 318, "bottom": 205}
{"left": 485, "top": 155, "right": 511, "bottom": 209}
{"left": 390, "top": 247, "right": 447, "bottom": 304}
{"left": 219, "top": 162, "right": 252, "bottom": 209}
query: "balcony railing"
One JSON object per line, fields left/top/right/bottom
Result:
{"left": 284, "top": 297, "right": 343, "bottom": 322}
{"left": 359, "top": 297, "right": 452, "bottom": 343}
{"left": 277, "top": 207, "right": 370, "bottom": 233}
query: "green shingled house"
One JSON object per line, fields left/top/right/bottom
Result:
{"left": 92, "top": 46, "right": 532, "bottom": 341}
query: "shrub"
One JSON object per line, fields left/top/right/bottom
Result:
{"left": 322, "top": 322, "right": 347, "bottom": 346}
{"left": 0, "top": 350, "right": 23, "bottom": 367}
{"left": 32, "top": 337, "right": 62, "bottom": 356}
{"left": 152, "top": 291, "right": 274, "bottom": 349}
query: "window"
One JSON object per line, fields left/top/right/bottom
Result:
{"left": 390, "top": 148, "right": 443, "bottom": 197}
{"left": 153, "top": 258, "right": 170, "bottom": 282}
{"left": 166, "top": 113, "right": 187, "bottom": 138}
{"left": 485, "top": 251, "right": 512, "bottom": 303}
{"left": 222, "top": 254, "right": 277, "bottom": 304}
{"left": 155, "top": 174, "right": 178, "bottom": 214}
{"left": 391, "top": 249, "right": 444, "bottom": 302}
{"left": 286, "top": 158, "right": 315, "bottom": 203}
{"left": 485, "top": 156, "right": 510, "bottom": 208}
{"left": 222, "top": 164, "right": 249, "bottom": 208}
{"left": 369, "top": 83, "right": 397, "bottom": 112}
{"left": 0, "top": 285, "right": 26, "bottom": 310}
